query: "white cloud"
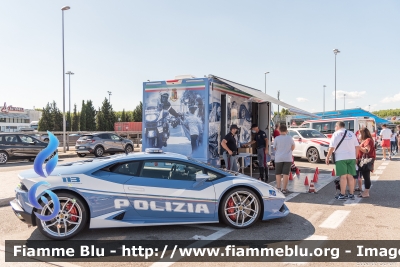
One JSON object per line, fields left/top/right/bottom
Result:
{"left": 348, "top": 100, "right": 355, "bottom": 104}
{"left": 381, "top": 93, "right": 400, "bottom": 103}
{"left": 296, "top": 97, "right": 309, "bottom": 102}
{"left": 331, "top": 90, "right": 366, "bottom": 99}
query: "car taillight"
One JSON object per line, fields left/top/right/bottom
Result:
{"left": 90, "top": 139, "right": 96, "bottom": 143}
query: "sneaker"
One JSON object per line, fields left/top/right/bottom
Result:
{"left": 389, "top": 156, "right": 392, "bottom": 160}
{"left": 382, "top": 158, "right": 386, "bottom": 161}
{"left": 335, "top": 193, "right": 347, "bottom": 200}
{"left": 348, "top": 194, "right": 355, "bottom": 200}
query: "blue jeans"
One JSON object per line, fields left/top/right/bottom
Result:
{"left": 391, "top": 141, "right": 398, "bottom": 152}
{"left": 223, "top": 152, "right": 239, "bottom": 172}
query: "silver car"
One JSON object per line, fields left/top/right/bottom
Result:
{"left": 75, "top": 133, "right": 134, "bottom": 157}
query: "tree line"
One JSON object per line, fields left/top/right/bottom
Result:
{"left": 372, "top": 108, "right": 400, "bottom": 118}
{"left": 38, "top": 99, "right": 142, "bottom": 132}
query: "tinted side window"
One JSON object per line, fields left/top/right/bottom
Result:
{"left": 110, "top": 134, "right": 121, "bottom": 141}
{"left": 2, "top": 135, "right": 18, "bottom": 143}
{"left": 288, "top": 130, "right": 298, "bottom": 137}
{"left": 19, "top": 135, "right": 35, "bottom": 143}
{"left": 110, "top": 161, "right": 140, "bottom": 176}
{"left": 98, "top": 134, "right": 111, "bottom": 139}
{"left": 313, "top": 122, "right": 334, "bottom": 134}
{"left": 139, "top": 161, "right": 204, "bottom": 181}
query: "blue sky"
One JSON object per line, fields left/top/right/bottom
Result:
{"left": 1, "top": 0, "right": 399, "bottom": 114}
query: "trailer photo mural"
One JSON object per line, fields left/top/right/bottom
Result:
{"left": 143, "top": 79, "right": 208, "bottom": 160}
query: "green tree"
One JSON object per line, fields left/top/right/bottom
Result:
{"left": 132, "top": 102, "right": 142, "bottom": 122}
{"left": 121, "top": 109, "right": 126, "bottom": 122}
{"left": 38, "top": 103, "right": 53, "bottom": 131}
{"left": 125, "top": 111, "right": 132, "bottom": 122}
{"left": 51, "top": 101, "right": 63, "bottom": 131}
{"left": 96, "top": 108, "right": 104, "bottom": 131}
{"left": 80, "top": 100, "right": 86, "bottom": 131}
{"left": 72, "top": 104, "right": 79, "bottom": 131}
{"left": 85, "top": 100, "right": 97, "bottom": 131}
{"left": 66, "top": 111, "right": 71, "bottom": 131}
{"left": 98, "top": 98, "right": 117, "bottom": 131}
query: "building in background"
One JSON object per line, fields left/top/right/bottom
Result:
{"left": 0, "top": 102, "right": 42, "bottom": 132}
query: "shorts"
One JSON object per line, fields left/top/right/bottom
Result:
{"left": 335, "top": 159, "right": 356, "bottom": 177}
{"left": 381, "top": 139, "right": 390, "bottom": 148}
{"left": 275, "top": 162, "right": 292, "bottom": 175}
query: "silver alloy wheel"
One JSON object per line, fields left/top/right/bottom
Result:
{"left": 0, "top": 152, "right": 7, "bottom": 164}
{"left": 125, "top": 145, "right": 133, "bottom": 153}
{"left": 307, "top": 148, "right": 319, "bottom": 163}
{"left": 96, "top": 147, "right": 104, "bottom": 156}
{"left": 40, "top": 197, "right": 83, "bottom": 238}
{"left": 224, "top": 190, "right": 259, "bottom": 227}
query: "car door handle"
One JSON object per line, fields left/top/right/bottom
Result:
{"left": 127, "top": 186, "right": 144, "bottom": 191}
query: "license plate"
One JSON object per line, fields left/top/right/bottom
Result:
{"left": 79, "top": 146, "right": 85, "bottom": 149}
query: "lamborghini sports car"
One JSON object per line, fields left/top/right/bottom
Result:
{"left": 10, "top": 149, "right": 289, "bottom": 240}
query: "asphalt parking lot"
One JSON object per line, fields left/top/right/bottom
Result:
{"left": 1, "top": 150, "right": 400, "bottom": 267}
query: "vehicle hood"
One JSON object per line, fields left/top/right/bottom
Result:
{"left": 305, "top": 138, "right": 330, "bottom": 146}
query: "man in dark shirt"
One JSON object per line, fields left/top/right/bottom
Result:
{"left": 221, "top": 125, "right": 239, "bottom": 171}
{"left": 244, "top": 123, "right": 269, "bottom": 182}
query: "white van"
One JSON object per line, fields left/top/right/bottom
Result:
{"left": 300, "top": 117, "right": 377, "bottom": 142}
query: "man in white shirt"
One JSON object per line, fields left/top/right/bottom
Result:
{"left": 326, "top": 121, "right": 360, "bottom": 200}
{"left": 380, "top": 124, "right": 392, "bottom": 160}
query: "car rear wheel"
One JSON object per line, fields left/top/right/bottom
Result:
{"left": 307, "top": 147, "right": 320, "bottom": 163}
{"left": 0, "top": 151, "right": 8, "bottom": 164}
{"left": 77, "top": 153, "right": 86, "bottom": 157}
{"left": 125, "top": 145, "right": 133, "bottom": 154}
{"left": 36, "top": 192, "right": 88, "bottom": 240}
{"left": 94, "top": 146, "right": 104, "bottom": 157}
{"left": 220, "top": 187, "right": 261, "bottom": 229}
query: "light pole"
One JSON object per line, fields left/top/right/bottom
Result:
{"left": 323, "top": 85, "right": 326, "bottom": 116}
{"left": 61, "top": 5, "right": 70, "bottom": 153}
{"left": 277, "top": 90, "right": 280, "bottom": 122}
{"left": 344, "top": 93, "right": 346, "bottom": 109}
{"left": 333, "top": 49, "right": 340, "bottom": 110}
{"left": 66, "top": 71, "right": 74, "bottom": 131}
{"left": 107, "top": 91, "right": 112, "bottom": 103}
{"left": 264, "top": 72, "right": 269, "bottom": 93}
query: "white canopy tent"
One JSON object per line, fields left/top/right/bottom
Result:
{"left": 211, "top": 75, "right": 320, "bottom": 118}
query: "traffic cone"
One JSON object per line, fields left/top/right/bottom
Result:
{"left": 304, "top": 176, "right": 309, "bottom": 186}
{"left": 331, "top": 169, "right": 336, "bottom": 176}
{"left": 316, "top": 167, "right": 319, "bottom": 175}
{"left": 313, "top": 172, "right": 317, "bottom": 183}
{"left": 296, "top": 168, "right": 300, "bottom": 176}
{"left": 308, "top": 181, "right": 316, "bottom": 193}
{"left": 289, "top": 172, "right": 293, "bottom": 180}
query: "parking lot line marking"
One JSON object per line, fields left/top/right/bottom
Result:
{"left": 285, "top": 193, "right": 300, "bottom": 201}
{"left": 381, "top": 162, "right": 389, "bottom": 165}
{"left": 303, "top": 211, "right": 323, "bottom": 226}
{"left": 373, "top": 170, "right": 383, "bottom": 175}
{"left": 377, "top": 166, "right": 386, "bottom": 170}
{"left": 150, "top": 227, "right": 233, "bottom": 267}
{"left": 319, "top": 210, "right": 351, "bottom": 229}
{"left": 371, "top": 176, "right": 380, "bottom": 181}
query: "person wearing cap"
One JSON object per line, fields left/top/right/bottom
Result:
{"left": 244, "top": 123, "right": 269, "bottom": 182}
{"left": 221, "top": 125, "right": 239, "bottom": 172}
{"left": 184, "top": 105, "right": 203, "bottom": 153}
{"left": 160, "top": 92, "right": 181, "bottom": 127}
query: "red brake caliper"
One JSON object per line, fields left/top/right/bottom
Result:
{"left": 66, "top": 203, "right": 78, "bottom": 222}
{"left": 227, "top": 198, "right": 236, "bottom": 221}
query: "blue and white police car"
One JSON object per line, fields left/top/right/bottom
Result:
{"left": 10, "top": 148, "right": 289, "bottom": 240}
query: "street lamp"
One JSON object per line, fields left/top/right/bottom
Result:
{"left": 66, "top": 71, "right": 74, "bottom": 131}
{"left": 264, "top": 72, "right": 269, "bottom": 94}
{"left": 323, "top": 85, "right": 326, "bottom": 115}
{"left": 277, "top": 90, "right": 281, "bottom": 122}
{"left": 333, "top": 49, "right": 340, "bottom": 110}
{"left": 107, "top": 91, "right": 112, "bottom": 103}
{"left": 61, "top": 5, "right": 70, "bottom": 153}
{"left": 344, "top": 93, "right": 346, "bottom": 109}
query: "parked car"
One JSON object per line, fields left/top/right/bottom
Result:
{"left": 10, "top": 148, "right": 289, "bottom": 240}
{"left": 0, "top": 133, "right": 49, "bottom": 164}
{"left": 28, "top": 133, "right": 49, "bottom": 142}
{"left": 287, "top": 128, "right": 330, "bottom": 163}
{"left": 75, "top": 133, "right": 134, "bottom": 157}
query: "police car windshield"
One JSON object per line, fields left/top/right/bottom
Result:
{"left": 188, "top": 157, "right": 231, "bottom": 176}
{"left": 298, "top": 130, "right": 325, "bottom": 138}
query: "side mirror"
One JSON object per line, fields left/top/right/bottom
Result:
{"left": 293, "top": 135, "right": 300, "bottom": 140}
{"left": 29, "top": 141, "right": 36, "bottom": 145}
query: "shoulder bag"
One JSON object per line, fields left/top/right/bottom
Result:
{"left": 358, "top": 140, "right": 374, "bottom": 172}
{"left": 332, "top": 130, "right": 347, "bottom": 163}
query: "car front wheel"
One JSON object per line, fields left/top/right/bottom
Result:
{"left": 36, "top": 192, "right": 88, "bottom": 240}
{"left": 307, "top": 147, "right": 320, "bottom": 163}
{"left": 94, "top": 146, "right": 104, "bottom": 157}
{"left": 220, "top": 187, "right": 261, "bottom": 229}
{"left": 0, "top": 151, "right": 8, "bottom": 164}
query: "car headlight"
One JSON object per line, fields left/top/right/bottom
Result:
{"left": 145, "top": 114, "right": 158, "bottom": 122}
{"left": 18, "top": 182, "right": 28, "bottom": 191}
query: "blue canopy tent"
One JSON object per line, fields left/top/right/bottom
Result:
{"left": 289, "top": 108, "right": 388, "bottom": 124}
